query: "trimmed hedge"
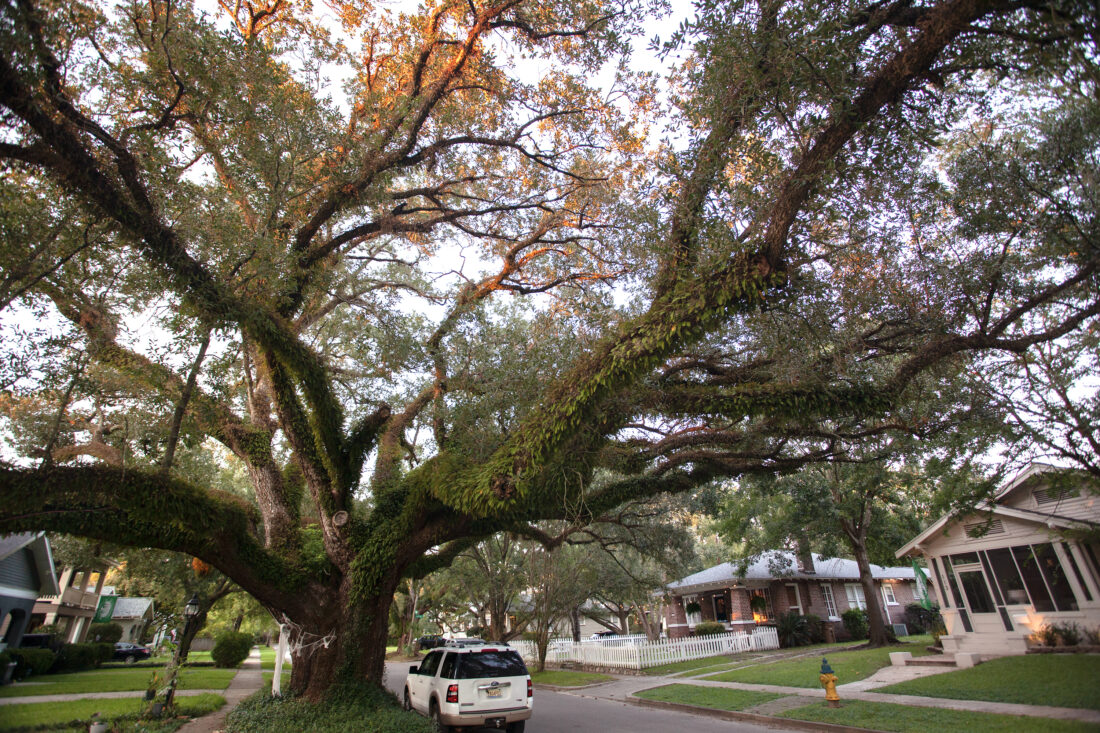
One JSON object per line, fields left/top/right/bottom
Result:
{"left": 693, "top": 621, "right": 727, "bottom": 636}
{"left": 51, "top": 642, "right": 104, "bottom": 672}
{"left": 842, "top": 608, "right": 869, "bottom": 640}
{"left": 212, "top": 632, "right": 253, "bottom": 668}
{"left": 88, "top": 622, "right": 124, "bottom": 643}
{"left": 9, "top": 648, "right": 56, "bottom": 677}
{"left": 226, "top": 685, "right": 432, "bottom": 733}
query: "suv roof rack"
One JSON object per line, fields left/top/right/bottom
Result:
{"left": 443, "top": 637, "right": 488, "bottom": 647}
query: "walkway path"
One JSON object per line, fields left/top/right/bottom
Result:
{"left": 175, "top": 648, "right": 264, "bottom": 733}
{"left": 0, "top": 649, "right": 266, "bottom": 733}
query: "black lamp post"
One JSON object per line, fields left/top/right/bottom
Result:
{"left": 163, "top": 594, "right": 201, "bottom": 710}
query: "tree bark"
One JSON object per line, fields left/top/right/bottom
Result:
{"left": 852, "top": 542, "right": 892, "bottom": 647}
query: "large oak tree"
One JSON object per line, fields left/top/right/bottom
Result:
{"left": 1, "top": 0, "right": 1097, "bottom": 697}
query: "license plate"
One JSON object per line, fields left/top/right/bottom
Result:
{"left": 486, "top": 687, "right": 503, "bottom": 698}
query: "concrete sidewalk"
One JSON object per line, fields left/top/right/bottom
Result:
{"left": 0, "top": 648, "right": 266, "bottom": 733}
{"left": 175, "top": 647, "right": 265, "bottom": 733}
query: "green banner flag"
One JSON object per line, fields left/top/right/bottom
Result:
{"left": 93, "top": 595, "right": 118, "bottom": 623}
{"left": 912, "top": 560, "right": 932, "bottom": 610}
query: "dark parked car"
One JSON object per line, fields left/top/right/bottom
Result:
{"left": 415, "top": 634, "right": 445, "bottom": 651}
{"left": 113, "top": 642, "right": 152, "bottom": 663}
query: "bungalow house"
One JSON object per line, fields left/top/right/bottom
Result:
{"left": 897, "top": 463, "right": 1099, "bottom": 656}
{"left": 0, "top": 533, "right": 60, "bottom": 651}
{"left": 32, "top": 565, "right": 108, "bottom": 643}
{"left": 110, "top": 597, "right": 155, "bottom": 643}
{"left": 665, "top": 550, "right": 928, "bottom": 639}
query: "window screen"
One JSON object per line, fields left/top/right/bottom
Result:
{"left": 1033, "top": 543, "right": 1078, "bottom": 612}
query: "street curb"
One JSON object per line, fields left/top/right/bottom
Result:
{"left": 627, "top": 696, "right": 882, "bottom": 733}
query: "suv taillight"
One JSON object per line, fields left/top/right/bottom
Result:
{"left": 527, "top": 679, "right": 533, "bottom": 698}
{"left": 446, "top": 684, "right": 459, "bottom": 703}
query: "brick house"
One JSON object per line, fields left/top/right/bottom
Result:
{"left": 664, "top": 550, "right": 930, "bottom": 639}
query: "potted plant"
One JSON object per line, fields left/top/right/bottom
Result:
{"left": 684, "top": 601, "right": 701, "bottom": 616}
{"left": 749, "top": 595, "right": 768, "bottom": 616}
{"left": 89, "top": 713, "right": 108, "bottom": 733}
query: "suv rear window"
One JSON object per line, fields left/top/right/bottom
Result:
{"left": 453, "top": 650, "right": 527, "bottom": 679}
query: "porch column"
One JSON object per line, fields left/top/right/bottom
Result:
{"left": 1054, "top": 542, "right": 1096, "bottom": 607}
{"left": 1067, "top": 542, "right": 1100, "bottom": 602}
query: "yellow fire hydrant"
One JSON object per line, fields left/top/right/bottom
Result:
{"left": 819, "top": 657, "right": 840, "bottom": 708}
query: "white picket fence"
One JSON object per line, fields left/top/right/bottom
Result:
{"left": 511, "top": 627, "right": 779, "bottom": 670}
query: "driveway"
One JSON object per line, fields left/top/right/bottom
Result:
{"left": 383, "top": 662, "right": 788, "bottom": 733}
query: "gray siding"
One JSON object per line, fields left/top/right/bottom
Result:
{"left": 0, "top": 548, "right": 39, "bottom": 591}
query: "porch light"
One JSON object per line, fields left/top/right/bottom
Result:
{"left": 184, "top": 594, "right": 200, "bottom": 618}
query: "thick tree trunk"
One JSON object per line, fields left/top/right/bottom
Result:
{"left": 852, "top": 543, "right": 891, "bottom": 647}
{"left": 286, "top": 582, "right": 398, "bottom": 700}
{"left": 570, "top": 606, "right": 581, "bottom": 641}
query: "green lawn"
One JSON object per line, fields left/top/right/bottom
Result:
{"left": 258, "top": 646, "right": 292, "bottom": 671}
{"left": 704, "top": 637, "right": 934, "bottom": 688}
{"left": 0, "top": 667, "right": 237, "bottom": 698}
{"left": 262, "top": 670, "right": 292, "bottom": 688}
{"left": 530, "top": 669, "right": 613, "bottom": 686}
{"left": 634, "top": 683, "right": 783, "bottom": 711}
{"left": 875, "top": 655, "right": 1100, "bottom": 711}
{"left": 0, "top": 693, "right": 225, "bottom": 732}
{"left": 779, "top": 699, "right": 1100, "bottom": 733}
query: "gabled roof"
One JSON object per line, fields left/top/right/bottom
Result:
{"left": 0, "top": 532, "right": 60, "bottom": 596}
{"left": 896, "top": 463, "right": 1099, "bottom": 558}
{"left": 111, "top": 597, "right": 154, "bottom": 619}
{"left": 668, "top": 551, "right": 919, "bottom": 593}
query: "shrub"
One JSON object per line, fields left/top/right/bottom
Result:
{"left": 212, "top": 631, "right": 254, "bottom": 668}
{"left": 904, "top": 603, "right": 943, "bottom": 634}
{"left": 1084, "top": 626, "right": 1100, "bottom": 646}
{"left": 227, "top": 684, "right": 433, "bottom": 733}
{"left": 93, "top": 641, "right": 114, "bottom": 665}
{"left": 1033, "top": 623, "right": 1058, "bottom": 647}
{"left": 802, "top": 614, "right": 825, "bottom": 644}
{"left": 52, "top": 642, "right": 101, "bottom": 672}
{"left": 88, "top": 622, "right": 124, "bottom": 643}
{"left": 841, "top": 608, "right": 869, "bottom": 640}
{"left": 775, "top": 612, "right": 812, "bottom": 648}
{"left": 1054, "top": 622, "right": 1082, "bottom": 646}
{"left": 10, "top": 647, "right": 57, "bottom": 677}
{"left": 693, "top": 621, "right": 727, "bottom": 636}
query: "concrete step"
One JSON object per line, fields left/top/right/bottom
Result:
{"left": 905, "top": 656, "right": 957, "bottom": 667}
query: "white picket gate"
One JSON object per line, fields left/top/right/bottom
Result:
{"left": 511, "top": 627, "right": 779, "bottom": 670}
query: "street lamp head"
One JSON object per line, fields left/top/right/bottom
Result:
{"left": 184, "top": 594, "right": 201, "bottom": 618}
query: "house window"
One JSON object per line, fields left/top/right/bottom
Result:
{"left": 820, "top": 584, "right": 838, "bottom": 619}
{"left": 1033, "top": 543, "right": 1079, "bottom": 611}
{"left": 958, "top": 571, "right": 996, "bottom": 614}
{"left": 785, "top": 584, "right": 802, "bottom": 615}
{"left": 881, "top": 583, "right": 898, "bottom": 606}
{"left": 683, "top": 595, "right": 702, "bottom": 626}
{"left": 844, "top": 584, "right": 867, "bottom": 610}
{"left": 986, "top": 548, "right": 1028, "bottom": 604}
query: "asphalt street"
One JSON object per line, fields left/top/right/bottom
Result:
{"left": 383, "top": 662, "right": 787, "bottom": 733}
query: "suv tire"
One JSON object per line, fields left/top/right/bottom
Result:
{"left": 430, "top": 701, "right": 451, "bottom": 733}
{"left": 403, "top": 688, "right": 412, "bottom": 712}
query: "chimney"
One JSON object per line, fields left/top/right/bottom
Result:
{"left": 796, "top": 538, "right": 815, "bottom": 575}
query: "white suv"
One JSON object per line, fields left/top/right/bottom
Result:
{"left": 403, "top": 639, "right": 532, "bottom": 732}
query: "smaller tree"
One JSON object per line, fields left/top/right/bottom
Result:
{"left": 718, "top": 461, "right": 947, "bottom": 646}
{"left": 524, "top": 545, "right": 595, "bottom": 671}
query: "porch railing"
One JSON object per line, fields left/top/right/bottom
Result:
{"left": 511, "top": 627, "right": 779, "bottom": 670}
